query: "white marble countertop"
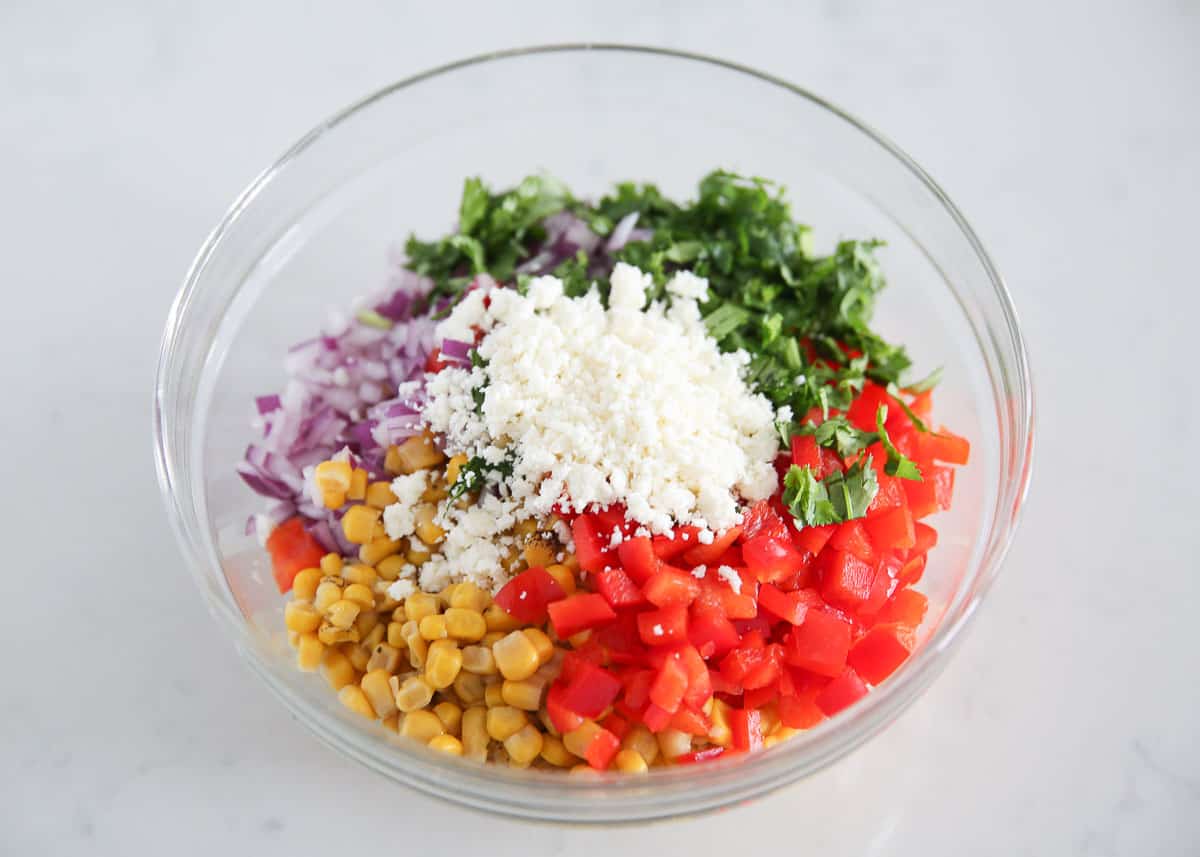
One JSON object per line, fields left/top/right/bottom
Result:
{"left": 3, "top": 1, "right": 1197, "bottom": 854}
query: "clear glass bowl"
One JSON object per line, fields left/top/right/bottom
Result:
{"left": 154, "top": 45, "right": 1034, "bottom": 823}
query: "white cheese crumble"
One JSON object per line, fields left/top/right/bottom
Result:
{"left": 422, "top": 263, "right": 781, "bottom": 536}
{"left": 716, "top": 565, "right": 742, "bottom": 594}
{"left": 691, "top": 565, "right": 707, "bottom": 579}
{"left": 382, "top": 470, "right": 429, "bottom": 540}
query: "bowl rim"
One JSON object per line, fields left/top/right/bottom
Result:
{"left": 154, "top": 43, "right": 1035, "bottom": 822}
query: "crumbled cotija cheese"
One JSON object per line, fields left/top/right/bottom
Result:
{"left": 422, "top": 263, "right": 781, "bottom": 535}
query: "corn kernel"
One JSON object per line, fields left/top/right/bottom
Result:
{"left": 623, "top": 723, "right": 660, "bottom": 764}
{"left": 374, "top": 555, "right": 405, "bottom": 582}
{"left": 359, "top": 538, "right": 402, "bottom": 566}
{"left": 354, "top": 608, "right": 380, "bottom": 634}
{"left": 657, "top": 728, "right": 691, "bottom": 760}
{"left": 404, "top": 628, "right": 428, "bottom": 670}
{"left": 406, "top": 545, "right": 432, "bottom": 565}
{"left": 449, "top": 581, "right": 491, "bottom": 612}
{"left": 341, "top": 583, "right": 374, "bottom": 611}
{"left": 544, "top": 564, "right": 577, "bottom": 595}
{"left": 319, "top": 553, "right": 344, "bottom": 575}
{"left": 317, "top": 623, "right": 358, "bottom": 646}
{"left": 348, "top": 467, "right": 368, "bottom": 501}
{"left": 341, "top": 505, "right": 381, "bottom": 544}
{"left": 419, "top": 614, "right": 449, "bottom": 641}
{"left": 384, "top": 445, "right": 403, "bottom": 475}
{"left": 392, "top": 675, "right": 435, "bottom": 712}
{"left": 461, "top": 645, "right": 497, "bottom": 675}
{"left": 428, "top": 734, "right": 464, "bottom": 756}
{"left": 360, "top": 621, "right": 386, "bottom": 651}
{"left": 537, "top": 708, "right": 559, "bottom": 736}
{"left": 563, "top": 722, "right": 604, "bottom": 761}
{"left": 444, "top": 608, "right": 487, "bottom": 642}
{"left": 400, "top": 709, "right": 445, "bottom": 742}
{"left": 453, "top": 671, "right": 485, "bottom": 706}
{"left": 539, "top": 734, "right": 575, "bottom": 767}
{"left": 361, "top": 669, "right": 397, "bottom": 718}
{"left": 461, "top": 706, "right": 489, "bottom": 762}
{"left": 338, "top": 685, "right": 375, "bottom": 718}
{"left": 521, "top": 628, "right": 556, "bottom": 664}
{"left": 492, "top": 631, "right": 540, "bottom": 681}
{"left": 322, "top": 649, "right": 357, "bottom": 691}
{"left": 485, "top": 706, "right": 528, "bottom": 741}
{"left": 484, "top": 604, "right": 522, "bottom": 634}
{"left": 501, "top": 675, "right": 547, "bottom": 711}
{"left": 296, "top": 633, "right": 324, "bottom": 671}
{"left": 381, "top": 713, "right": 400, "bottom": 732}
{"left": 483, "top": 680, "right": 505, "bottom": 708}
{"left": 445, "top": 453, "right": 469, "bottom": 486}
{"left": 313, "top": 579, "right": 343, "bottom": 613}
{"left": 569, "top": 764, "right": 600, "bottom": 777}
{"left": 284, "top": 600, "right": 322, "bottom": 633}
{"left": 522, "top": 537, "right": 556, "bottom": 568}
{"left": 341, "top": 563, "right": 378, "bottom": 586}
{"left": 425, "top": 639, "right": 462, "bottom": 689}
{"left": 386, "top": 621, "right": 407, "bottom": 649}
{"left": 708, "top": 698, "right": 733, "bottom": 747}
{"left": 391, "top": 432, "right": 445, "bottom": 474}
{"left": 291, "top": 568, "right": 323, "bottom": 602}
{"left": 614, "top": 749, "right": 648, "bottom": 774}
{"left": 421, "top": 484, "right": 449, "bottom": 503}
{"left": 413, "top": 505, "right": 445, "bottom": 546}
{"left": 404, "top": 592, "right": 440, "bottom": 624}
{"left": 326, "top": 599, "right": 361, "bottom": 630}
{"left": 480, "top": 631, "right": 506, "bottom": 647}
{"left": 433, "top": 701, "right": 463, "bottom": 736}
{"left": 366, "top": 642, "right": 402, "bottom": 673}
{"left": 505, "top": 724, "right": 544, "bottom": 767}
{"left": 365, "top": 481, "right": 398, "bottom": 509}
{"left": 315, "top": 460, "right": 353, "bottom": 509}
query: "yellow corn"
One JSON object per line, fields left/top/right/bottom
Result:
{"left": 344, "top": 642, "right": 370, "bottom": 672}
{"left": 567, "top": 629, "right": 592, "bottom": 648}
{"left": 449, "top": 581, "right": 491, "bottom": 612}
{"left": 428, "top": 734, "right": 464, "bottom": 756}
{"left": 338, "top": 685, "right": 375, "bottom": 719}
{"left": 563, "top": 722, "right": 605, "bottom": 761}
{"left": 480, "top": 631, "right": 506, "bottom": 647}
{"left": 501, "top": 676, "right": 547, "bottom": 711}
{"left": 354, "top": 607, "right": 380, "bottom": 634}
{"left": 656, "top": 728, "right": 692, "bottom": 760}
{"left": 341, "top": 505, "right": 381, "bottom": 544}
{"left": 484, "top": 604, "right": 522, "bottom": 634}
{"left": 485, "top": 706, "right": 528, "bottom": 741}
{"left": 375, "top": 554, "right": 408, "bottom": 582}
{"left": 341, "top": 563, "right": 378, "bottom": 586}
{"left": 504, "top": 724, "right": 544, "bottom": 767}
{"left": 445, "top": 453, "right": 469, "bottom": 486}
{"left": 365, "top": 481, "right": 398, "bottom": 509}
{"left": 360, "top": 620, "right": 386, "bottom": 651}
{"left": 421, "top": 483, "right": 449, "bottom": 503}
{"left": 342, "top": 583, "right": 374, "bottom": 611}
{"left": 359, "top": 538, "right": 402, "bottom": 566}
{"left": 326, "top": 599, "right": 361, "bottom": 630}
{"left": 444, "top": 608, "right": 487, "bottom": 642}
{"left": 425, "top": 639, "right": 463, "bottom": 689}
{"left": 313, "top": 579, "right": 343, "bottom": 613}
{"left": 522, "top": 537, "right": 557, "bottom": 568}
{"left": 544, "top": 564, "right": 577, "bottom": 595}
{"left": 317, "top": 623, "right": 358, "bottom": 646}
{"left": 759, "top": 701, "right": 780, "bottom": 737}
{"left": 383, "top": 445, "right": 403, "bottom": 475}
{"left": 319, "top": 553, "right": 344, "bottom": 576}
{"left": 492, "top": 631, "right": 541, "bottom": 681}
{"left": 460, "top": 645, "right": 497, "bottom": 675}
{"left": 560, "top": 553, "right": 580, "bottom": 572}
{"left": 419, "top": 614, "right": 449, "bottom": 641}
{"left": 366, "top": 642, "right": 402, "bottom": 674}
{"left": 392, "top": 432, "right": 446, "bottom": 474}
{"left": 433, "top": 701, "right": 463, "bottom": 736}
{"left": 361, "top": 669, "right": 397, "bottom": 718}
{"left": 314, "top": 459, "right": 353, "bottom": 509}
{"left": 381, "top": 713, "right": 400, "bottom": 732}
{"left": 614, "top": 749, "right": 648, "bottom": 774}
{"left": 386, "top": 621, "right": 407, "bottom": 649}
{"left": 413, "top": 505, "right": 445, "bottom": 546}
{"left": 461, "top": 706, "right": 489, "bottom": 762}
{"left": 348, "top": 467, "right": 368, "bottom": 501}
{"left": 406, "top": 545, "right": 432, "bottom": 565}
{"left": 452, "top": 671, "right": 485, "bottom": 706}
{"left": 623, "top": 723, "right": 660, "bottom": 765}
{"left": 296, "top": 633, "right": 324, "bottom": 671}
{"left": 392, "top": 675, "right": 435, "bottom": 712}
{"left": 322, "top": 649, "right": 357, "bottom": 691}
{"left": 403, "top": 624, "right": 428, "bottom": 670}
{"left": 400, "top": 710, "right": 445, "bottom": 742}
{"left": 521, "top": 628, "right": 556, "bottom": 665}
{"left": 284, "top": 600, "right": 322, "bottom": 633}
{"left": 569, "top": 764, "right": 600, "bottom": 777}
{"left": 708, "top": 698, "right": 733, "bottom": 747}
{"left": 537, "top": 708, "right": 559, "bottom": 736}
{"left": 404, "top": 592, "right": 440, "bottom": 624}
{"left": 291, "top": 568, "right": 323, "bottom": 602}
{"left": 483, "top": 680, "right": 505, "bottom": 708}
{"left": 539, "top": 734, "right": 575, "bottom": 767}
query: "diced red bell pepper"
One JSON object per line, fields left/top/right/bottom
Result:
{"left": 819, "top": 549, "right": 879, "bottom": 611}
{"left": 912, "top": 521, "right": 938, "bottom": 555}
{"left": 668, "top": 705, "right": 712, "bottom": 735}
{"left": 742, "top": 532, "right": 809, "bottom": 583}
{"left": 547, "top": 593, "right": 617, "bottom": 639}
{"left": 863, "top": 505, "right": 916, "bottom": 553}
{"left": 848, "top": 624, "right": 913, "bottom": 685}
{"left": 829, "top": 520, "right": 877, "bottom": 564}
{"left": 682, "top": 526, "right": 743, "bottom": 567}
{"left": 867, "top": 473, "right": 908, "bottom": 517}
{"left": 676, "top": 746, "right": 726, "bottom": 764}
{"left": 594, "top": 566, "right": 647, "bottom": 610}
{"left": 729, "top": 708, "right": 764, "bottom": 752}
{"left": 265, "top": 517, "right": 328, "bottom": 593}
{"left": 709, "top": 668, "right": 741, "bottom": 696}
{"left": 758, "top": 583, "right": 823, "bottom": 625}
{"left": 875, "top": 587, "right": 929, "bottom": 629}
{"left": 917, "top": 429, "right": 971, "bottom": 465}
{"left": 743, "top": 681, "right": 779, "bottom": 710}
{"left": 580, "top": 724, "right": 621, "bottom": 770}
{"left": 793, "top": 523, "right": 836, "bottom": 556}
{"left": 905, "top": 465, "right": 955, "bottom": 519}
{"left": 695, "top": 572, "right": 758, "bottom": 619}
{"left": 790, "top": 433, "right": 822, "bottom": 471}
{"left": 593, "top": 613, "right": 646, "bottom": 664}
{"left": 847, "top": 383, "right": 893, "bottom": 432}
{"left": 571, "top": 514, "right": 613, "bottom": 573}
{"left": 642, "top": 702, "right": 673, "bottom": 732}
{"left": 673, "top": 645, "right": 713, "bottom": 709}
{"left": 688, "top": 605, "right": 741, "bottom": 659}
{"left": 858, "top": 554, "right": 897, "bottom": 618}
{"left": 616, "top": 534, "right": 660, "bottom": 584}
{"left": 784, "top": 609, "right": 853, "bottom": 677}
{"left": 643, "top": 567, "right": 702, "bottom": 607}
{"left": 652, "top": 526, "right": 699, "bottom": 560}
{"left": 908, "top": 389, "right": 932, "bottom": 418}
{"left": 599, "top": 711, "right": 631, "bottom": 741}
{"left": 559, "top": 661, "right": 623, "bottom": 718}
{"left": 721, "top": 642, "right": 782, "bottom": 690}
{"left": 814, "top": 667, "right": 870, "bottom": 716}
{"left": 546, "top": 682, "right": 585, "bottom": 734}
{"left": 424, "top": 347, "right": 449, "bottom": 373}
{"left": 742, "top": 501, "right": 791, "bottom": 542}
{"left": 636, "top": 604, "right": 689, "bottom": 646}
{"left": 493, "top": 566, "right": 567, "bottom": 624}
{"left": 621, "top": 669, "right": 653, "bottom": 714}
{"left": 778, "top": 692, "right": 826, "bottom": 729}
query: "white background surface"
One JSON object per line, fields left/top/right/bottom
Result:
{"left": 2, "top": 1, "right": 1197, "bottom": 854}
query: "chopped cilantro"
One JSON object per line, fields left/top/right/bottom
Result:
{"left": 782, "top": 457, "right": 880, "bottom": 529}
{"left": 875, "top": 406, "right": 923, "bottom": 481}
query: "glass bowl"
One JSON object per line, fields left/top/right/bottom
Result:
{"left": 154, "top": 45, "right": 1033, "bottom": 823}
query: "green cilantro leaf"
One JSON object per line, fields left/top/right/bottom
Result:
{"left": 803, "top": 415, "right": 876, "bottom": 458}
{"left": 875, "top": 406, "right": 923, "bottom": 481}
{"left": 903, "top": 366, "right": 943, "bottom": 394}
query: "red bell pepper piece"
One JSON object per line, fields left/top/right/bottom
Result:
{"left": 600, "top": 711, "right": 631, "bottom": 741}
{"left": 547, "top": 593, "right": 617, "bottom": 639}
{"left": 265, "top": 518, "right": 328, "bottom": 593}
{"left": 668, "top": 705, "right": 712, "bottom": 735}
{"left": 778, "top": 692, "right": 826, "bottom": 729}
{"left": 743, "top": 681, "right": 779, "bottom": 710}
{"left": 642, "top": 567, "right": 702, "bottom": 607}
{"left": 493, "top": 566, "right": 567, "bottom": 624}
{"left": 636, "top": 603, "right": 689, "bottom": 646}
{"left": 784, "top": 609, "right": 853, "bottom": 677}
{"left": 757, "top": 583, "right": 823, "bottom": 625}
{"left": 580, "top": 724, "right": 621, "bottom": 770}
{"left": 688, "top": 606, "right": 741, "bottom": 659}
{"left": 792, "top": 523, "right": 836, "bottom": 556}
{"left": 875, "top": 587, "right": 929, "bottom": 630}
{"left": 676, "top": 745, "right": 726, "bottom": 764}
{"left": 911, "top": 521, "right": 938, "bottom": 555}
{"left": 559, "top": 661, "right": 623, "bottom": 718}
{"left": 790, "top": 433, "right": 822, "bottom": 471}
{"left": 866, "top": 473, "right": 908, "bottom": 517}
{"left": 858, "top": 553, "right": 897, "bottom": 618}
{"left": 682, "top": 525, "right": 743, "bottom": 567}
{"left": 695, "top": 569, "right": 758, "bottom": 619}
{"left": 571, "top": 514, "right": 613, "bottom": 573}
{"left": 819, "top": 549, "right": 879, "bottom": 611}
{"left": 648, "top": 653, "right": 688, "bottom": 713}
{"left": 617, "top": 534, "right": 660, "bottom": 584}
{"left": 830, "top": 520, "right": 877, "bottom": 564}
{"left": 652, "top": 526, "right": 700, "bottom": 560}
{"left": 593, "top": 613, "right": 646, "bottom": 664}
{"left": 642, "top": 702, "right": 673, "bottom": 732}
{"left": 729, "top": 708, "right": 764, "bottom": 752}
{"left": 814, "top": 667, "right": 870, "bottom": 716}
{"left": 546, "top": 682, "right": 585, "bottom": 734}
{"left": 594, "top": 565, "right": 647, "bottom": 610}
{"left": 742, "top": 532, "right": 808, "bottom": 583}
{"left": 917, "top": 429, "right": 971, "bottom": 465}
{"left": 863, "top": 505, "right": 916, "bottom": 552}
{"left": 848, "top": 624, "right": 913, "bottom": 685}
{"left": 905, "top": 465, "right": 955, "bottom": 519}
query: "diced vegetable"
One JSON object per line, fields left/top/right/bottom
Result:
{"left": 493, "top": 567, "right": 567, "bottom": 624}
{"left": 265, "top": 518, "right": 327, "bottom": 593}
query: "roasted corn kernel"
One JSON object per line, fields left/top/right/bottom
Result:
{"left": 485, "top": 706, "right": 528, "bottom": 742}
{"left": 614, "top": 749, "right": 648, "bottom": 774}
{"left": 400, "top": 710, "right": 445, "bottom": 742}
{"left": 504, "top": 724, "right": 544, "bottom": 767}
{"left": 338, "top": 685, "right": 375, "bottom": 718}
{"left": 284, "top": 600, "right": 322, "bottom": 634}
{"left": 291, "top": 568, "right": 323, "bottom": 602}
{"left": 433, "top": 701, "right": 463, "bottom": 736}
{"left": 461, "top": 706, "right": 489, "bottom": 762}
{"left": 425, "top": 639, "right": 463, "bottom": 689}
{"left": 341, "top": 505, "right": 381, "bottom": 544}
{"left": 493, "top": 631, "right": 540, "bottom": 681}
{"left": 392, "top": 675, "right": 435, "bottom": 712}
{"left": 428, "top": 734, "right": 464, "bottom": 756}
{"left": 360, "top": 669, "right": 397, "bottom": 718}
{"left": 444, "top": 608, "right": 487, "bottom": 642}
